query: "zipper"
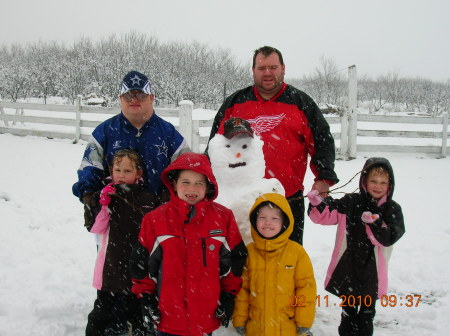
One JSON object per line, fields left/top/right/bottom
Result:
{"left": 201, "top": 238, "right": 207, "bottom": 267}
{"left": 184, "top": 205, "right": 194, "bottom": 224}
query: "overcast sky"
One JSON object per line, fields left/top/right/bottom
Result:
{"left": 2, "top": 0, "right": 449, "bottom": 81}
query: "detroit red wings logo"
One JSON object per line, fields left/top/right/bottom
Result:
{"left": 247, "top": 114, "right": 285, "bottom": 135}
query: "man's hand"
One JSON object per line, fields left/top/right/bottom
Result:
{"left": 311, "top": 180, "right": 330, "bottom": 197}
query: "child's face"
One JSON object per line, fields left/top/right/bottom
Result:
{"left": 174, "top": 170, "right": 207, "bottom": 205}
{"left": 112, "top": 156, "right": 142, "bottom": 184}
{"left": 256, "top": 205, "right": 283, "bottom": 238}
{"left": 366, "top": 170, "right": 389, "bottom": 200}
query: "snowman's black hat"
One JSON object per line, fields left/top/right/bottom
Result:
{"left": 223, "top": 117, "right": 253, "bottom": 139}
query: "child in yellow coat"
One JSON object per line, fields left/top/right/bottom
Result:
{"left": 233, "top": 193, "right": 316, "bottom": 336}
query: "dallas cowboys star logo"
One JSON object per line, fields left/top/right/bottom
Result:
{"left": 82, "top": 145, "right": 96, "bottom": 165}
{"left": 155, "top": 141, "right": 168, "bottom": 158}
{"left": 130, "top": 75, "right": 142, "bottom": 86}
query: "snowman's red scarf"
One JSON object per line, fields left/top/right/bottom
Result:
{"left": 229, "top": 162, "right": 246, "bottom": 168}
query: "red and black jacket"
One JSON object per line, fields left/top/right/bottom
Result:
{"left": 130, "top": 153, "right": 247, "bottom": 336}
{"left": 207, "top": 83, "right": 339, "bottom": 197}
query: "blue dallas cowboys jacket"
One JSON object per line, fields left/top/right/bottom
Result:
{"left": 72, "top": 112, "right": 189, "bottom": 200}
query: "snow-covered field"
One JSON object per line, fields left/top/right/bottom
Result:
{"left": 0, "top": 132, "right": 449, "bottom": 335}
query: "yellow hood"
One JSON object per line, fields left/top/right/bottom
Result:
{"left": 249, "top": 193, "right": 294, "bottom": 251}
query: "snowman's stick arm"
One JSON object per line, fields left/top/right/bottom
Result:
{"left": 290, "top": 169, "right": 363, "bottom": 201}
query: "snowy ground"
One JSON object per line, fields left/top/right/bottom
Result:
{"left": 0, "top": 132, "right": 449, "bottom": 335}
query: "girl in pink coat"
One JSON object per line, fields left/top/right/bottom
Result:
{"left": 86, "top": 149, "right": 157, "bottom": 336}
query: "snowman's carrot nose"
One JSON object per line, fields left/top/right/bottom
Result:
{"left": 236, "top": 153, "right": 241, "bottom": 158}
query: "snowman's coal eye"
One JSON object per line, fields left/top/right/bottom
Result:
{"left": 226, "top": 144, "right": 230, "bottom": 148}
{"left": 242, "top": 144, "right": 247, "bottom": 149}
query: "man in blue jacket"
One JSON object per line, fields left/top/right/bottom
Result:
{"left": 73, "top": 70, "right": 189, "bottom": 335}
{"left": 73, "top": 70, "right": 190, "bottom": 215}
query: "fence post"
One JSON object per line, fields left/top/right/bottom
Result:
{"left": 75, "top": 95, "right": 82, "bottom": 143}
{"left": 178, "top": 100, "right": 194, "bottom": 149}
{"left": 0, "top": 95, "right": 9, "bottom": 126}
{"left": 192, "top": 120, "right": 200, "bottom": 153}
{"left": 339, "top": 110, "right": 349, "bottom": 159}
{"left": 347, "top": 65, "right": 358, "bottom": 159}
{"left": 12, "top": 107, "right": 25, "bottom": 126}
{"left": 441, "top": 112, "right": 448, "bottom": 158}
{"left": 20, "top": 108, "right": 25, "bottom": 125}
{"left": 13, "top": 108, "right": 20, "bottom": 126}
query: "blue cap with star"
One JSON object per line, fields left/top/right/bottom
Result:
{"left": 120, "top": 70, "right": 152, "bottom": 95}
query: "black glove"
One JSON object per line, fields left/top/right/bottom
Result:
{"left": 215, "top": 291, "right": 235, "bottom": 328}
{"left": 140, "top": 294, "right": 160, "bottom": 335}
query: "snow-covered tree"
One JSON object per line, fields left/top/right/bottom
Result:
{"left": 0, "top": 44, "right": 32, "bottom": 101}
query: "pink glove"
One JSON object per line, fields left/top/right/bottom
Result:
{"left": 99, "top": 183, "right": 116, "bottom": 205}
{"left": 361, "top": 211, "right": 380, "bottom": 224}
{"left": 307, "top": 189, "right": 323, "bottom": 206}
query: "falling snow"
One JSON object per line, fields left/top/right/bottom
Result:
{"left": 0, "top": 132, "right": 449, "bottom": 335}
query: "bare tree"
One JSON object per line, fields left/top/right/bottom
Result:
{"left": 316, "top": 56, "right": 346, "bottom": 106}
{"left": 383, "top": 71, "right": 401, "bottom": 109}
{"left": 299, "top": 56, "right": 346, "bottom": 107}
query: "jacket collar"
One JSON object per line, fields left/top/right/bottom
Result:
{"left": 253, "top": 82, "right": 287, "bottom": 102}
{"left": 119, "top": 111, "right": 157, "bottom": 132}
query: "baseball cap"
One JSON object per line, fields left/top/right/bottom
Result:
{"left": 119, "top": 71, "right": 152, "bottom": 95}
{"left": 223, "top": 117, "right": 253, "bottom": 139}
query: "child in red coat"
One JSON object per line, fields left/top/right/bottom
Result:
{"left": 130, "top": 153, "right": 247, "bottom": 336}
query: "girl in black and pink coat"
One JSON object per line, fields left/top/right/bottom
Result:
{"left": 85, "top": 149, "right": 157, "bottom": 336}
{"left": 307, "top": 157, "right": 405, "bottom": 336}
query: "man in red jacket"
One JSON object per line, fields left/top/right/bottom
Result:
{"left": 206, "top": 46, "right": 339, "bottom": 245}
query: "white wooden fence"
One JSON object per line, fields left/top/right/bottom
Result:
{"left": 0, "top": 98, "right": 448, "bottom": 157}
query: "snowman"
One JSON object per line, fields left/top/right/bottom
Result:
{"left": 208, "top": 117, "right": 285, "bottom": 244}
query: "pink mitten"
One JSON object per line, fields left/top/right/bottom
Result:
{"left": 99, "top": 183, "right": 116, "bottom": 205}
{"left": 307, "top": 189, "right": 323, "bottom": 206}
{"left": 361, "top": 211, "right": 380, "bottom": 224}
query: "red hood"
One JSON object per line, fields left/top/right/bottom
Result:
{"left": 161, "top": 153, "right": 218, "bottom": 201}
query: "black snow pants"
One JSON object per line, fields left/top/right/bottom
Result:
{"left": 85, "top": 290, "right": 144, "bottom": 336}
{"left": 338, "top": 302, "right": 376, "bottom": 336}
{"left": 287, "top": 189, "right": 305, "bottom": 245}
